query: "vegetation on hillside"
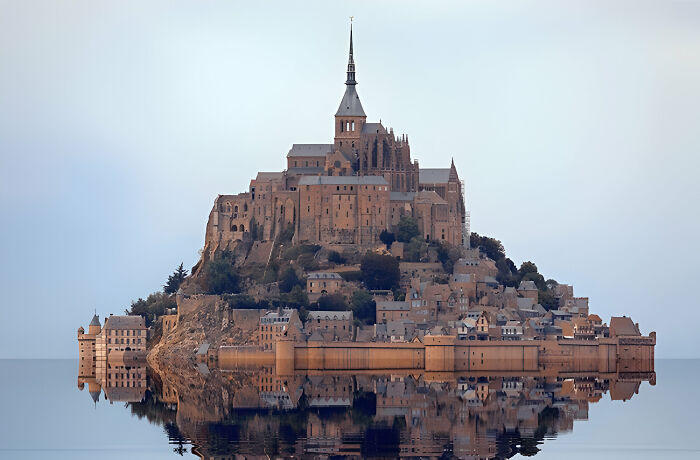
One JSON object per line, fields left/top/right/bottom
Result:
{"left": 470, "top": 232, "right": 560, "bottom": 310}
{"left": 360, "top": 252, "right": 400, "bottom": 290}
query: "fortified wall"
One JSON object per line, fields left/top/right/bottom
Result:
{"left": 215, "top": 332, "right": 656, "bottom": 375}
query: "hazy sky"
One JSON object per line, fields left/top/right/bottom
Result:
{"left": 1, "top": 0, "right": 698, "bottom": 358}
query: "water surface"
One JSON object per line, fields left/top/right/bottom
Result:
{"left": 0, "top": 359, "right": 696, "bottom": 459}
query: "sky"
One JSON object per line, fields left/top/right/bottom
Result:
{"left": 0, "top": 0, "right": 698, "bottom": 359}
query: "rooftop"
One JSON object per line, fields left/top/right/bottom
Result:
{"left": 298, "top": 176, "right": 388, "bottom": 186}
{"left": 104, "top": 315, "right": 145, "bottom": 330}
{"left": 419, "top": 168, "right": 451, "bottom": 184}
{"left": 308, "top": 311, "right": 352, "bottom": 320}
{"left": 307, "top": 272, "right": 342, "bottom": 280}
{"left": 287, "top": 144, "right": 333, "bottom": 158}
{"left": 376, "top": 301, "right": 410, "bottom": 311}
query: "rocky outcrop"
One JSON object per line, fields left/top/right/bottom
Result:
{"left": 147, "top": 294, "right": 259, "bottom": 370}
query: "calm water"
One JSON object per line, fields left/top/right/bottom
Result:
{"left": 0, "top": 359, "right": 697, "bottom": 459}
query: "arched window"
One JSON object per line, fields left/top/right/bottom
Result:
{"left": 243, "top": 203, "right": 248, "bottom": 212}
{"left": 231, "top": 224, "right": 238, "bottom": 231}
{"left": 240, "top": 224, "right": 245, "bottom": 232}
{"left": 234, "top": 205, "right": 238, "bottom": 213}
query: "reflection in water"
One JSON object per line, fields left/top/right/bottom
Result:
{"left": 78, "top": 350, "right": 655, "bottom": 459}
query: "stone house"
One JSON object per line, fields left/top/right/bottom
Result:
{"left": 517, "top": 280, "right": 539, "bottom": 302}
{"left": 100, "top": 315, "right": 147, "bottom": 354}
{"left": 376, "top": 300, "right": 410, "bottom": 323}
{"left": 306, "top": 272, "right": 343, "bottom": 298}
{"left": 258, "top": 309, "right": 302, "bottom": 352}
{"left": 306, "top": 310, "right": 353, "bottom": 341}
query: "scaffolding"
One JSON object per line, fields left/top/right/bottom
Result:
{"left": 461, "top": 180, "right": 470, "bottom": 249}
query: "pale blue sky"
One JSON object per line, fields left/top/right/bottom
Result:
{"left": 0, "top": 0, "right": 698, "bottom": 358}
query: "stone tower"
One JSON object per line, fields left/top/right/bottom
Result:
{"left": 334, "top": 24, "right": 366, "bottom": 160}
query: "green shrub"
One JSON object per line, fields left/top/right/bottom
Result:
{"left": 360, "top": 252, "right": 399, "bottom": 290}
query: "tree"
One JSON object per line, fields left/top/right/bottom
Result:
{"left": 397, "top": 216, "right": 420, "bottom": 243}
{"left": 126, "top": 292, "right": 176, "bottom": 326}
{"left": 350, "top": 290, "right": 376, "bottom": 324}
{"left": 315, "top": 293, "right": 348, "bottom": 311}
{"left": 164, "top": 263, "right": 188, "bottom": 294}
{"left": 280, "top": 285, "right": 308, "bottom": 309}
{"left": 327, "top": 250, "right": 346, "bottom": 265}
{"left": 518, "top": 261, "right": 539, "bottom": 278}
{"left": 470, "top": 232, "right": 506, "bottom": 261}
{"left": 360, "top": 252, "right": 400, "bottom": 290}
{"left": 297, "top": 253, "right": 319, "bottom": 271}
{"left": 496, "top": 257, "right": 518, "bottom": 287}
{"left": 404, "top": 236, "right": 427, "bottom": 262}
{"left": 204, "top": 251, "right": 241, "bottom": 295}
{"left": 279, "top": 267, "right": 303, "bottom": 293}
{"left": 538, "top": 289, "right": 559, "bottom": 311}
{"left": 379, "top": 230, "right": 396, "bottom": 248}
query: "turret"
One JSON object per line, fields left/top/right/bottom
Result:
{"left": 88, "top": 313, "right": 101, "bottom": 335}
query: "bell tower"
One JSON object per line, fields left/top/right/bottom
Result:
{"left": 334, "top": 22, "right": 366, "bottom": 157}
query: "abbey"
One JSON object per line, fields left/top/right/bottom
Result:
{"left": 205, "top": 27, "right": 467, "bottom": 253}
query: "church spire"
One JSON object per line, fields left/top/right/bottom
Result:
{"left": 346, "top": 22, "right": 356, "bottom": 85}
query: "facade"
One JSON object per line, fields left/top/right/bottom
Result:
{"left": 306, "top": 272, "right": 343, "bottom": 295}
{"left": 305, "top": 310, "right": 353, "bottom": 341}
{"left": 376, "top": 300, "right": 410, "bottom": 323}
{"left": 203, "top": 26, "right": 467, "bottom": 255}
{"left": 101, "top": 315, "right": 147, "bottom": 354}
{"left": 258, "top": 309, "right": 303, "bottom": 351}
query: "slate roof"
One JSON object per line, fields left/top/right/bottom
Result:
{"left": 255, "top": 171, "right": 285, "bottom": 181}
{"left": 287, "top": 167, "right": 324, "bottom": 175}
{"left": 518, "top": 280, "right": 538, "bottom": 291}
{"left": 415, "top": 190, "right": 447, "bottom": 205}
{"left": 336, "top": 85, "right": 366, "bottom": 117}
{"left": 298, "top": 176, "right": 388, "bottom": 186}
{"left": 419, "top": 168, "right": 451, "bottom": 184}
{"left": 307, "top": 272, "right": 342, "bottom": 280}
{"left": 89, "top": 314, "right": 101, "bottom": 327}
{"left": 287, "top": 144, "right": 333, "bottom": 158}
{"left": 376, "top": 301, "right": 410, "bottom": 311}
{"left": 390, "top": 191, "right": 416, "bottom": 202}
{"left": 361, "top": 122, "right": 385, "bottom": 134}
{"left": 308, "top": 311, "right": 352, "bottom": 320}
{"left": 104, "top": 315, "right": 145, "bottom": 330}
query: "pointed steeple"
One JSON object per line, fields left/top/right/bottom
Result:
{"left": 336, "top": 21, "right": 365, "bottom": 117}
{"left": 346, "top": 24, "right": 356, "bottom": 85}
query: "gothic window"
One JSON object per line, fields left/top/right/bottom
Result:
{"left": 240, "top": 224, "right": 245, "bottom": 232}
{"left": 244, "top": 203, "right": 248, "bottom": 212}
{"left": 351, "top": 121, "right": 355, "bottom": 131}
{"left": 234, "top": 205, "right": 238, "bottom": 213}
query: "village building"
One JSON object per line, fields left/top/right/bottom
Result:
{"left": 376, "top": 300, "right": 410, "bottom": 323}
{"left": 517, "top": 280, "right": 539, "bottom": 302}
{"left": 259, "top": 309, "right": 302, "bottom": 351}
{"left": 99, "top": 315, "right": 147, "bottom": 354}
{"left": 306, "top": 272, "right": 343, "bottom": 300}
{"left": 306, "top": 310, "right": 353, "bottom": 341}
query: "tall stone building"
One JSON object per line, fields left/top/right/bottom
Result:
{"left": 205, "top": 26, "right": 467, "bottom": 254}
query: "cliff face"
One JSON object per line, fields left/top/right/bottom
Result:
{"left": 147, "top": 294, "right": 258, "bottom": 370}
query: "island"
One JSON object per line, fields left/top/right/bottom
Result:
{"left": 78, "top": 24, "right": 655, "bottom": 391}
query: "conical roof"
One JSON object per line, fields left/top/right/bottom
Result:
{"left": 89, "top": 314, "right": 100, "bottom": 327}
{"left": 336, "top": 84, "right": 365, "bottom": 117}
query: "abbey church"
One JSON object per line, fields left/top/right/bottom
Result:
{"left": 205, "top": 27, "right": 467, "bottom": 253}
